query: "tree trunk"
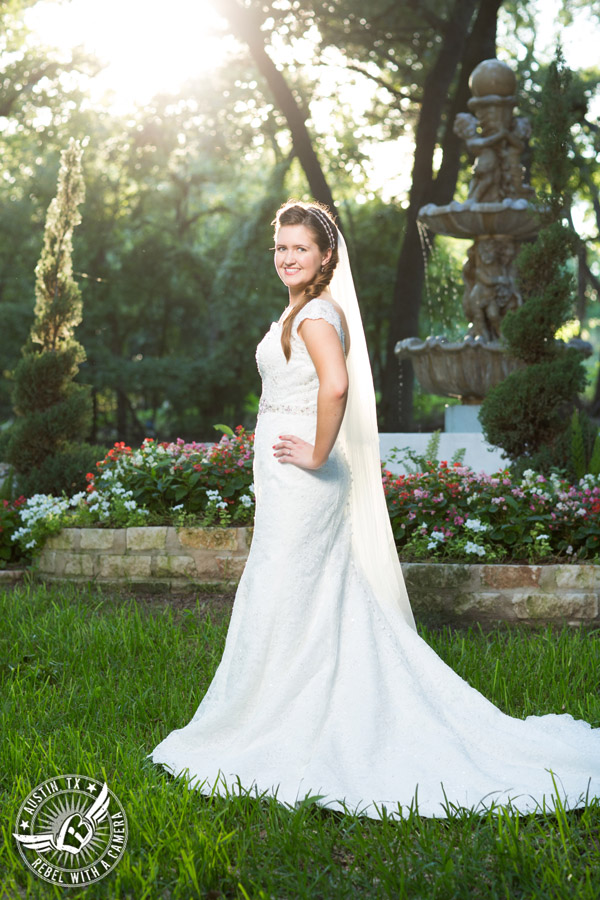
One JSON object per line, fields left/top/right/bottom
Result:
{"left": 212, "top": 0, "right": 340, "bottom": 221}
{"left": 380, "top": 0, "right": 503, "bottom": 430}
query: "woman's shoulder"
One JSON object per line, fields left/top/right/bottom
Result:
{"left": 295, "top": 294, "right": 348, "bottom": 351}
{"left": 295, "top": 295, "right": 341, "bottom": 330}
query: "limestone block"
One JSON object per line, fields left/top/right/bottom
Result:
{"left": 454, "top": 590, "right": 519, "bottom": 621}
{"left": 216, "top": 555, "right": 248, "bottom": 580}
{"left": 537, "top": 567, "right": 558, "bottom": 590}
{"left": 45, "top": 529, "right": 80, "bottom": 551}
{"left": 98, "top": 555, "right": 152, "bottom": 579}
{"left": 152, "top": 555, "right": 197, "bottom": 578}
{"left": 165, "top": 527, "right": 182, "bottom": 553}
{"left": 513, "top": 590, "right": 598, "bottom": 620}
{"left": 80, "top": 529, "right": 117, "bottom": 551}
{"left": 126, "top": 527, "right": 167, "bottom": 551}
{"left": 63, "top": 554, "right": 96, "bottom": 577}
{"left": 186, "top": 550, "right": 223, "bottom": 579}
{"left": 177, "top": 527, "right": 237, "bottom": 551}
{"left": 0, "top": 568, "right": 25, "bottom": 583}
{"left": 554, "top": 566, "right": 597, "bottom": 589}
{"left": 481, "top": 565, "right": 541, "bottom": 589}
{"left": 38, "top": 550, "right": 57, "bottom": 574}
{"left": 402, "top": 562, "right": 473, "bottom": 590}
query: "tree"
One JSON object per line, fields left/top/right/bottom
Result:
{"left": 478, "top": 52, "right": 588, "bottom": 473}
{"left": 210, "top": 0, "right": 504, "bottom": 427}
{"left": 3, "top": 139, "right": 104, "bottom": 495}
{"left": 210, "top": 0, "right": 340, "bottom": 221}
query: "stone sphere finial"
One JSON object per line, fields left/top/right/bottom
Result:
{"left": 469, "top": 59, "right": 517, "bottom": 98}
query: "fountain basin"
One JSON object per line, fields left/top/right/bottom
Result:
{"left": 418, "top": 200, "right": 539, "bottom": 240}
{"left": 395, "top": 335, "right": 524, "bottom": 401}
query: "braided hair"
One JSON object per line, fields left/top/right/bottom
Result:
{"left": 272, "top": 200, "right": 339, "bottom": 361}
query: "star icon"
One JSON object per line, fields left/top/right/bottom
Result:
{"left": 88, "top": 783, "right": 97, "bottom": 793}
{"left": 20, "top": 820, "right": 30, "bottom": 830}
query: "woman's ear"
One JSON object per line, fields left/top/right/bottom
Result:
{"left": 322, "top": 249, "right": 332, "bottom": 267}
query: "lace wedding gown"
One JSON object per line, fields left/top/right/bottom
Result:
{"left": 150, "top": 298, "right": 600, "bottom": 819}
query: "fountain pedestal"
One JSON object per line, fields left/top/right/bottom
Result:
{"left": 396, "top": 59, "right": 537, "bottom": 413}
{"left": 444, "top": 404, "right": 482, "bottom": 433}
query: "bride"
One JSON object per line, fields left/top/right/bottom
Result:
{"left": 150, "top": 200, "right": 600, "bottom": 819}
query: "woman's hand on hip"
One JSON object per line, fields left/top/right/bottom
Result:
{"left": 273, "top": 434, "right": 325, "bottom": 469}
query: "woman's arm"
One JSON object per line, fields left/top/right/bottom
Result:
{"left": 273, "top": 318, "right": 348, "bottom": 469}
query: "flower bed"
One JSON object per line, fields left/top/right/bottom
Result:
{"left": 383, "top": 462, "right": 600, "bottom": 564}
{"left": 12, "top": 429, "right": 254, "bottom": 556}
{"left": 10, "top": 431, "right": 600, "bottom": 566}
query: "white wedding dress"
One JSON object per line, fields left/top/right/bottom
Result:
{"left": 150, "top": 298, "right": 600, "bottom": 819}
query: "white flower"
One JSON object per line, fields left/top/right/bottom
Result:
{"left": 427, "top": 540, "right": 439, "bottom": 550}
{"left": 217, "top": 501, "right": 228, "bottom": 510}
{"left": 249, "top": 483, "right": 255, "bottom": 495}
{"left": 566, "top": 545, "right": 574, "bottom": 555}
{"left": 123, "top": 499, "right": 138, "bottom": 511}
{"left": 430, "top": 531, "right": 445, "bottom": 542}
{"left": 206, "top": 489, "right": 221, "bottom": 502}
{"left": 239, "top": 495, "right": 252, "bottom": 508}
{"left": 464, "top": 518, "right": 488, "bottom": 533}
{"left": 172, "top": 503, "right": 184, "bottom": 511}
{"left": 535, "top": 534, "right": 549, "bottom": 541}
{"left": 464, "top": 541, "right": 486, "bottom": 557}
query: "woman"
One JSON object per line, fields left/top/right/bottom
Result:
{"left": 150, "top": 201, "right": 600, "bottom": 819}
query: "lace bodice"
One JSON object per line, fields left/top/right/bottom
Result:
{"left": 255, "top": 298, "right": 345, "bottom": 417}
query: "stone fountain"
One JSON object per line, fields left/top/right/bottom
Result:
{"left": 396, "top": 59, "right": 538, "bottom": 422}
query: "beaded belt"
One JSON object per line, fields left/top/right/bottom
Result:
{"left": 258, "top": 397, "right": 317, "bottom": 417}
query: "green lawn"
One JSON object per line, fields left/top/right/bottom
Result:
{"left": 1, "top": 581, "right": 599, "bottom": 899}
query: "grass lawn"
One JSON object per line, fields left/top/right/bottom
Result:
{"left": 1, "top": 581, "right": 599, "bottom": 899}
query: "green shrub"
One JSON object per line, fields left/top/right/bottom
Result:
{"left": 479, "top": 53, "right": 588, "bottom": 474}
{"left": 3, "top": 139, "right": 98, "bottom": 496}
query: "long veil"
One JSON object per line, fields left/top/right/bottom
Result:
{"left": 331, "top": 231, "right": 416, "bottom": 631}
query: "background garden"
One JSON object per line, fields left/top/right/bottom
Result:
{"left": 1, "top": 0, "right": 600, "bottom": 568}
{"left": 1, "top": 2, "right": 600, "bottom": 898}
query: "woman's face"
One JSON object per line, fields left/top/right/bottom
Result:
{"left": 274, "top": 224, "right": 331, "bottom": 297}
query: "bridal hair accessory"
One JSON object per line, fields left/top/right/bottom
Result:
{"left": 310, "top": 207, "right": 337, "bottom": 250}
{"left": 331, "top": 228, "right": 416, "bottom": 632}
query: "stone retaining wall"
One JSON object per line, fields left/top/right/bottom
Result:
{"left": 37, "top": 527, "right": 600, "bottom": 624}
{"left": 404, "top": 562, "right": 600, "bottom": 625}
{"left": 38, "top": 526, "right": 252, "bottom": 592}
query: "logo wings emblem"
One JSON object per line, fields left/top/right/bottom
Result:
{"left": 13, "top": 782, "right": 110, "bottom": 856}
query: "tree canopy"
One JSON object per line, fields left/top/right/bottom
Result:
{"left": 0, "top": 0, "right": 598, "bottom": 444}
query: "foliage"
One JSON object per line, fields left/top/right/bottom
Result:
{"left": 2, "top": 139, "right": 104, "bottom": 495}
{"left": 0, "top": 495, "right": 27, "bottom": 566}
{"left": 382, "top": 461, "right": 600, "bottom": 563}
{"left": 12, "top": 428, "right": 255, "bottom": 552}
{"left": 569, "top": 409, "right": 600, "bottom": 479}
{"left": 12, "top": 422, "right": 600, "bottom": 566}
{"left": 388, "top": 431, "right": 466, "bottom": 475}
{"left": 479, "top": 52, "right": 588, "bottom": 474}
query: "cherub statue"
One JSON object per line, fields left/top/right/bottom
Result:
{"left": 453, "top": 112, "right": 507, "bottom": 203}
{"left": 501, "top": 116, "right": 534, "bottom": 198}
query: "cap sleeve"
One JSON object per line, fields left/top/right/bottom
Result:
{"left": 292, "top": 299, "right": 345, "bottom": 350}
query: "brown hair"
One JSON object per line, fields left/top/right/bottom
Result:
{"left": 272, "top": 200, "right": 339, "bottom": 361}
